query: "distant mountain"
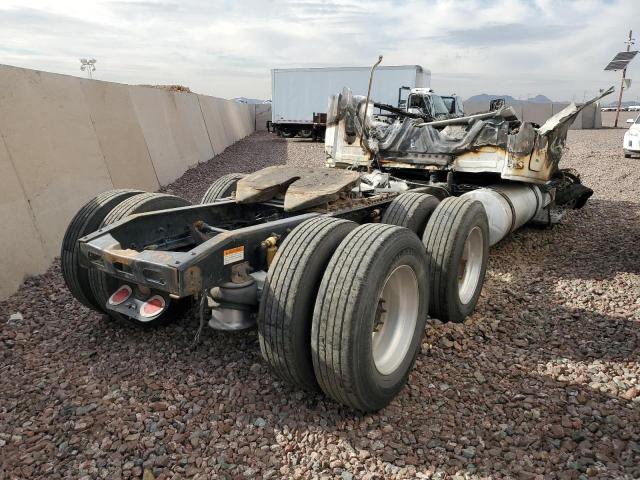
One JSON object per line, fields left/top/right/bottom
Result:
{"left": 466, "top": 93, "right": 553, "bottom": 104}
{"left": 527, "top": 94, "right": 553, "bottom": 104}
{"left": 233, "top": 97, "right": 269, "bottom": 104}
{"left": 466, "top": 94, "right": 515, "bottom": 103}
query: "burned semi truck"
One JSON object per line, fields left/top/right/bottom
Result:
{"left": 61, "top": 68, "right": 612, "bottom": 411}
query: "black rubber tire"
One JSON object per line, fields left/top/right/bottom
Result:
{"left": 258, "top": 216, "right": 357, "bottom": 391}
{"left": 88, "top": 193, "right": 191, "bottom": 326}
{"left": 298, "top": 129, "right": 313, "bottom": 139}
{"left": 624, "top": 153, "right": 632, "bottom": 158}
{"left": 279, "top": 128, "right": 294, "bottom": 138}
{"left": 61, "top": 189, "right": 142, "bottom": 311}
{"left": 422, "top": 196, "right": 489, "bottom": 324}
{"left": 381, "top": 192, "right": 440, "bottom": 236}
{"left": 311, "top": 224, "right": 429, "bottom": 412}
{"left": 200, "top": 173, "right": 245, "bottom": 203}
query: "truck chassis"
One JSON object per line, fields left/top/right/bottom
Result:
{"left": 61, "top": 85, "right": 613, "bottom": 412}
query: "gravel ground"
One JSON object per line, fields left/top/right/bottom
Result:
{"left": 1, "top": 130, "right": 639, "bottom": 479}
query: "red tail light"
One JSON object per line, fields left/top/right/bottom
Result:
{"left": 108, "top": 285, "right": 132, "bottom": 306}
{"left": 140, "top": 295, "right": 166, "bottom": 319}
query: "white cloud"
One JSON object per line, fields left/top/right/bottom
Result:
{"left": 0, "top": 0, "right": 637, "bottom": 102}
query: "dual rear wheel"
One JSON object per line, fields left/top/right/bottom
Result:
{"left": 62, "top": 173, "right": 243, "bottom": 326}
{"left": 61, "top": 191, "right": 191, "bottom": 326}
{"left": 62, "top": 179, "right": 489, "bottom": 410}
{"left": 258, "top": 193, "right": 490, "bottom": 411}
{"left": 383, "top": 192, "right": 490, "bottom": 323}
{"left": 423, "top": 196, "right": 489, "bottom": 324}
{"left": 88, "top": 193, "right": 192, "bottom": 326}
{"left": 61, "top": 189, "right": 143, "bottom": 311}
{"left": 258, "top": 219, "right": 429, "bottom": 411}
{"left": 63, "top": 172, "right": 247, "bottom": 324}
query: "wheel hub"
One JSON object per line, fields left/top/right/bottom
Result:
{"left": 458, "top": 226, "right": 483, "bottom": 305}
{"left": 371, "top": 265, "right": 419, "bottom": 376}
{"left": 373, "top": 299, "right": 387, "bottom": 332}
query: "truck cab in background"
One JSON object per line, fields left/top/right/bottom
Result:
{"left": 405, "top": 88, "right": 464, "bottom": 120}
{"left": 270, "top": 65, "right": 431, "bottom": 140}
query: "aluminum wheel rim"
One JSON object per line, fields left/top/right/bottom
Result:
{"left": 458, "top": 226, "right": 483, "bottom": 305}
{"left": 372, "top": 265, "right": 419, "bottom": 376}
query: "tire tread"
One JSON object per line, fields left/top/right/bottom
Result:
{"left": 381, "top": 192, "right": 439, "bottom": 235}
{"left": 61, "top": 189, "right": 142, "bottom": 310}
{"left": 200, "top": 173, "right": 245, "bottom": 203}
{"left": 258, "top": 216, "right": 356, "bottom": 390}
{"left": 312, "top": 224, "right": 427, "bottom": 411}
{"left": 423, "top": 196, "right": 489, "bottom": 322}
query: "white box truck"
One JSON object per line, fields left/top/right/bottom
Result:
{"left": 270, "top": 65, "right": 430, "bottom": 139}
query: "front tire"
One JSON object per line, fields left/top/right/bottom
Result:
{"left": 311, "top": 224, "right": 429, "bottom": 412}
{"left": 422, "top": 196, "right": 489, "bottom": 323}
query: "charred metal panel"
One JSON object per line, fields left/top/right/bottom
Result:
{"left": 325, "top": 86, "right": 614, "bottom": 184}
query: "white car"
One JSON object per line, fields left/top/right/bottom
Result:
{"left": 624, "top": 115, "right": 640, "bottom": 158}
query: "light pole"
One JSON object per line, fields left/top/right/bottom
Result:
{"left": 614, "top": 31, "right": 635, "bottom": 127}
{"left": 80, "top": 58, "right": 97, "bottom": 79}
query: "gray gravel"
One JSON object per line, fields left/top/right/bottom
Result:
{"left": 160, "top": 134, "right": 325, "bottom": 202}
{"left": 1, "top": 130, "right": 639, "bottom": 479}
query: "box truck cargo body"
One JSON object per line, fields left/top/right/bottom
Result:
{"left": 270, "top": 65, "right": 430, "bottom": 139}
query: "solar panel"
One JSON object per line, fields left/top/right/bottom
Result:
{"left": 604, "top": 51, "right": 638, "bottom": 71}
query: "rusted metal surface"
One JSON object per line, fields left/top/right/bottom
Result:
{"left": 78, "top": 200, "right": 322, "bottom": 298}
{"left": 184, "top": 266, "right": 203, "bottom": 295}
{"left": 101, "top": 248, "right": 176, "bottom": 266}
{"left": 100, "top": 247, "right": 139, "bottom": 266}
{"left": 236, "top": 165, "right": 360, "bottom": 211}
{"left": 309, "top": 191, "right": 395, "bottom": 214}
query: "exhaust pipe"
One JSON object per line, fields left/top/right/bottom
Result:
{"left": 462, "top": 183, "right": 550, "bottom": 245}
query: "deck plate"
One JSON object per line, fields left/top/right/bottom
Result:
{"left": 235, "top": 165, "right": 360, "bottom": 211}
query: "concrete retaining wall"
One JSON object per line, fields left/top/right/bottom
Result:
{"left": 601, "top": 110, "right": 636, "bottom": 127}
{"left": 463, "top": 100, "right": 602, "bottom": 129}
{"left": 80, "top": 79, "right": 160, "bottom": 193}
{"left": 254, "top": 104, "right": 272, "bottom": 131}
{"left": 0, "top": 64, "right": 255, "bottom": 300}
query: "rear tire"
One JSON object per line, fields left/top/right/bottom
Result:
{"left": 61, "top": 189, "right": 142, "bottom": 311}
{"left": 624, "top": 153, "right": 632, "bottom": 158}
{"left": 279, "top": 127, "right": 294, "bottom": 138}
{"left": 311, "top": 224, "right": 429, "bottom": 412}
{"left": 258, "top": 216, "right": 357, "bottom": 391}
{"left": 88, "top": 193, "right": 191, "bottom": 326}
{"left": 200, "top": 173, "right": 245, "bottom": 203}
{"left": 422, "top": 196, "right": 489, "bottom": 323}
{"left": 381, "top": 192, "right": 439, "bottom": 236}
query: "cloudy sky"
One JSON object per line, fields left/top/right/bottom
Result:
{"left": 0, "top": 0, "right": 638, "bottom": 102}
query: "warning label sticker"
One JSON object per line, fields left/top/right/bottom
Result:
{"left": 223, "top": 246, "right": 244, "bottom": 265}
